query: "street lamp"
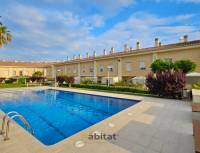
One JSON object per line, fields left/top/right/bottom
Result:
{"left": 55, "top": 69, "right": 61, "bottom": 88}
{"left": 107, "top": 66, "right": 112, "bottom": 87}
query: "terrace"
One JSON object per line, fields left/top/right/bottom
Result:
{"left": 0, "top": 87, "right": 194, "bottom": 153}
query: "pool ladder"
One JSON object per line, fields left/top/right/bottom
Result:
{"left": 0, "top": 111, "right": 34, "bottom": 141}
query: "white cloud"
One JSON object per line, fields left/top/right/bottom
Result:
{"left": 90, "top": 0, "right": 135, "bottom": 16}
{"left": 6, "top": 4, "right": 46, "bottom": 29}
{"left": 90, "top": 11, "right": 198, "bottom": 52}
{"left": 85, "top": 14, "right": 105, "bottom": 28}
{"left": 2, "top": 2, "right": 199, "bottom": 61}
{"left": 42, "top": 0, "right": 135, "bottom": 16}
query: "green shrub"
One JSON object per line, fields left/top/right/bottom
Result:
{"left": 174, "top": 60, "right": 196, "bottom": 73}
{"left": 28, "top": 76, "right": 45, "bottom": 83}
{"left": 57, "top": 76, "right": 74, "bottom": 86}
{"left": 114, "top": 81, "right": 129, "bottom": 86}
{"left": 192, "top": 82, "right": 200, "bottom": 90}
{"left": 0, "top": 83, "right": 26, "bottom": 88}
{"left": 151, "top": 59, "right": 174, "bottom": 73}
{"left": 0, "top": 78, "right": 6, "bottom": 83}
{"left": 43, "top": 82, "right": 53, "bottom": 86}
{"left": 72, "top": 84, "right": 149, "bottom": 94}
{"left": 114, "top": 81, "right": 144, "bottom": 89}
{"left": 146, "top": 70, "right": 186, "bottom": 99}
{"left": 32, "top": 71, "right": 44, "bottom": 77}
{"left": 80, "top": 78, "right": 95, "bottom": 84}
{"left": 151, "top": 59, "right": 196, "bottom": 74}
{"left": 5, "top": 78, "right": 17, "bottom": 84}
{"left": 17, "top": 77, "right": 27, "bottom": 84}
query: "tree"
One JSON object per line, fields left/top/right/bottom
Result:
{"left": 147, "top": 59, "right": 196, "bottom": 98}
{"left": 32, "top": 71, "right": 43, "bottom": 77}
{"left": 0, "top": 16, "right": 12, "bottom": 48}
{"left": 174, "top": 60, "right": 196, "bottom": 73}
{"left": 56, "top": 75, "right": 74, "bottom": 87}
{"left": 151, "top": 59, "right": 196, "bottom": 74}
{"left": 146, "top": 70, "right": 186, "bottom": 98}
{"left": 150, "top": 59, "right": 174, "bottom": 73}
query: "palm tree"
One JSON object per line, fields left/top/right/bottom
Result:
{"left": 0, "top": 16, "right": 12, "bottom": 48}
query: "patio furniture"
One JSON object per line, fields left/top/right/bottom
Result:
{"left": 186, "top": 72, "right": 200, "bottom": 89}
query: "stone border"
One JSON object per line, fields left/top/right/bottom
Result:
{"left": 0, "top": 87, "right": 143, "bottom": 147}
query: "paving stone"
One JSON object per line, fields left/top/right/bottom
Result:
{"left": 0, "top": 88, "right": 194, "bottom": 153}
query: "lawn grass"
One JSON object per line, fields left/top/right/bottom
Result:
{"left": 0, "top": 83, "right": 26, "bottom": 88}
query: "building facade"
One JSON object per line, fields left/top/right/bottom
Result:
{"left": 0, "top": 61, "right": 51, "bottom": 78}
{"left": 46, "top": 37, "right": 200, "bottom": 84}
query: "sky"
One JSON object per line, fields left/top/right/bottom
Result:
{"left": 0, "top": 0, "right": 200, "bottom": 61}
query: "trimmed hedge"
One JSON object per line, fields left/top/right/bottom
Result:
{"left": 5, "top": 78, "right": 17, "bottom": 84}
{"left": 114, "top": 81, "right": 144, "bottom": 89}
{"left": 72, "top": 84, "right": 149, "bottom": 94}
{"left": 0, "top": 83, "right": 26, "bottom": 88}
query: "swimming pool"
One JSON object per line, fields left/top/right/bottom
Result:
{"left": 0, "top": 89, "right": 139, "bottom": 145}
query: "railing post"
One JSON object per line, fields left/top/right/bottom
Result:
{"left": 4, "top": 120, "right": 10, "bottom": 141}
{"left": 0, "top": 116, "right": 6, "bottom": 135}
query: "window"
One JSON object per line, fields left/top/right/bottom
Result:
{"left": 13, "top": 70, "right": 16, "bottom": 76}
{"left": 82, "top": 67, "right": 86, "bottom": 73}
{"left": 23, "top": 71, "right": 27, "bottom": 76}
{"left": 99, "top": 65, "right": 104, "bottom": 72}
{"left": 67, "top": 68, "right": 71, "bottom": 73}
{"left": 108, "top": 65, "right": 113, "bottom": 72}
{"left": 164, "top": 58, "right": 172, "bottom": 62}
{"left": 19, "top": 71, "right": 23, "bottom": 76}
{"left": 89, "top": 67, "right": 94, "bottom": 72}
{"left": 126, "top": 63, "right": 132, "bottom": 72}
{"left": 0, "top": 70, "right": 8, "bottom": 76}
{"left": 139, "top": 61, "right": 146, "bottom": 70}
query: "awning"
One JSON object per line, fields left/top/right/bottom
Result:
{"left": 186, "top": 72, "right": 200, "bottom": 77}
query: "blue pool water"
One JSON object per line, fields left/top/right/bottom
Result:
{"left": 0, "top": 89, "right": 139, "bottom": 145}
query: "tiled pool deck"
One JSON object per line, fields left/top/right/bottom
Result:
{"left": 0, "top": 87, "right": 194, "bottom": 153}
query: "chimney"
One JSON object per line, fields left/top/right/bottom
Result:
{"left": 103, "top": 49, "right": 107, "bottom": 56}
{"left": 66, "top": 56, "right": 69, "bottom": 61}
{"left": 179, "top": 37, "right": 184, "bottom": 43}
{"left": 93, "top": 51, "right": 96, "bottom": 57}
{"left": 124, "top": 44, "right": 129, "bottom": 52}
{"left": 73, "top": 55, "right": 76, "bottom": 60}
{"left": 183, "top": 35, "right": 188, "bottom": 42}
{"left": 159, "top": 42, "right": 162, "bottom": 47}
{"left": 110, "top": 47, "right": 115, "bottom": 54}
{"left": 86, "top": 52, "right": 90, "bottom": 58}
{"left": 136, "top": 41, "right": 140, "bottom": 49}
{"left": 78, "top": 54, "right": 82, "bottom": 59}
{"left": 155, "top": 38, "right": 160, "bottom": 47}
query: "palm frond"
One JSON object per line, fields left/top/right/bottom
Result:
{"left": 0, "top": 18, "right": 12, "bottom": 48}
{"left": 6, "top": 33, "right": 12, "bottom": 42}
